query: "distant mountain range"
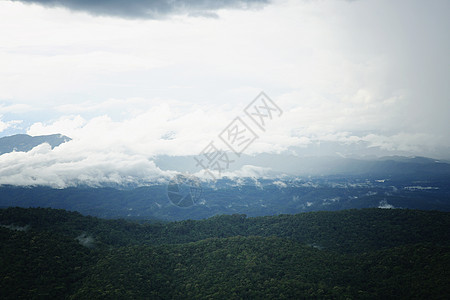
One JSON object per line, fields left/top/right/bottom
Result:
{"left": 1, "top": 171, "right": 449, "bottom": 220}
{"left": 156, "top": 153, "right": 450, "bottom": 177}
{"left": 0, "top": 133, "right": 449, "bottom": 220}
{"left": 0, "top": 134, "right": 71, "bottom": 155}
{"left": 1, "top": 133, "right": 449, "bottom": 179}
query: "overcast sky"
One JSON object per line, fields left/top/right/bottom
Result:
{"left": 0, "top": 0, "right": 449, "bottom": 186}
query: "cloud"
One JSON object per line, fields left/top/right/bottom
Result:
{"left": 1, "top": 0, "right": 450, "bottom": 188}
{"left": 0, "top": 118, "right": 23, "bottom": 133}
{"left": 0, "top": 98, "right": 448, "bottom": 188}
{"left": 0, "top": 120, "right": 10, "bottom": 133}
{"left": 2, "top": 88, "right": 446, "bottom": 187}
{"left": 361, "top": 133, "right": 441, "bottom": 153}
{"left": 222, "top": 165, "right": 272, "bottom": 179}
{"left": 378, "top": 200, "right": 394, "bottom": 209}
{"left": 0, "top": 105, "right": 228, "bottom": 187}
{"left": 0, "top": 103, "right": 33, "bottom": 114}
{"left": 11, "top": 0, "right": 269, "bottom": 19}
{"left": 0, "top": 142, "right": 171, "bottom": 188}
{"left": 272, "top": 180, "right": 287, "bottom": 188}
{"left": 26, "top": 106, "right": 237, "bottom": 156}
{"left": 0, "top": 101, "right": 287, "bottom": 187}
{"left": 76, "top": 233, "right": 95, "bottom": 248}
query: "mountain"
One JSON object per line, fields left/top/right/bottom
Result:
{"left": 1, "top": 207, "right": 449, "bottom": 299}
{"left": 155, "top": 153, "right": 450, "bottom": 177}
{"left": 0, "top": 133, "right": 71, "bottom": 155}
{"left": 0, "top": 169, "right": 449, "bottom": 220}
{"left": 0, "top": 132, "right": 449, "bottom": 219}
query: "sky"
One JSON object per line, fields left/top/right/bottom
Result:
{"left": 0, "top": 0, "right": 449, "bottom": 186}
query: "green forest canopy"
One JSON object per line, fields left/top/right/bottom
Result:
{"left": 1, "top": 207, "right": 449, "bottom": 299}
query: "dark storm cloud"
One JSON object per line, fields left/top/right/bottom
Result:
{"left": 11, "top": 0, "right": 269, "bottom": 18}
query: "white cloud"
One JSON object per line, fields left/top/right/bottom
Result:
{"left": 0, "top": 118, "right": 23, "bottom": 133}
{"left": 3, "top": 90, "right": 443, "bottom": 187}
{"left": 0, "top": 103, "right": 33, "bottom": 114}
{"left": 0, "top": 121, "right": 8, "bottom": 133}
{"left": 273, "top": 180, "right": 287, "bottom": 188}
{"left": 0, "top": 0, "right": 449, "bottom": 187}
{"left": 0, "top": 142, "right": 170, "bottom": 188}
{"left": 221, "top": 165, "right": 272, "bottom": 179}
{"left": 361, "top": 133, "right": 442, "bottom": 153}
{"left": 378, "top": 200, "right": 395, "bottom": 209}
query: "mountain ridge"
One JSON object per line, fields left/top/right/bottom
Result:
{"left": 0, "top": 133, "right": 71, "bottom": 155}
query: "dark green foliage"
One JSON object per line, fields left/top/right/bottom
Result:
{"left": 72, "top": 239, "right": 450, "bottom": 299}
{"left": 1, "top": 207, "right": 449, "bottom": 299}
{"left": 3, "top": 207, "right": 449, "bottom": 253}
{"left": 0, "top": 227, "right": 96, "bottom": 299}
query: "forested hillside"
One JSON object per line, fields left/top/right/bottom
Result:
{"left": 1, "top": 172, "right": 449, "bottom": 221}
{"left": 1, "top": 207, "right": 449, "bottom": 299}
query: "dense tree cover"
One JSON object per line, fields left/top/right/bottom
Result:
{"left": 2, "top": 207, "right": 449, "bottom": 253}
{"left": 0, "top": 227, "right": 97, "bottom": 299}
{"left": 1, "top": 207, "right": 449, "bottom": 299}
{"left": 71, "top": 239, "right": 450, "bottom": 299}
